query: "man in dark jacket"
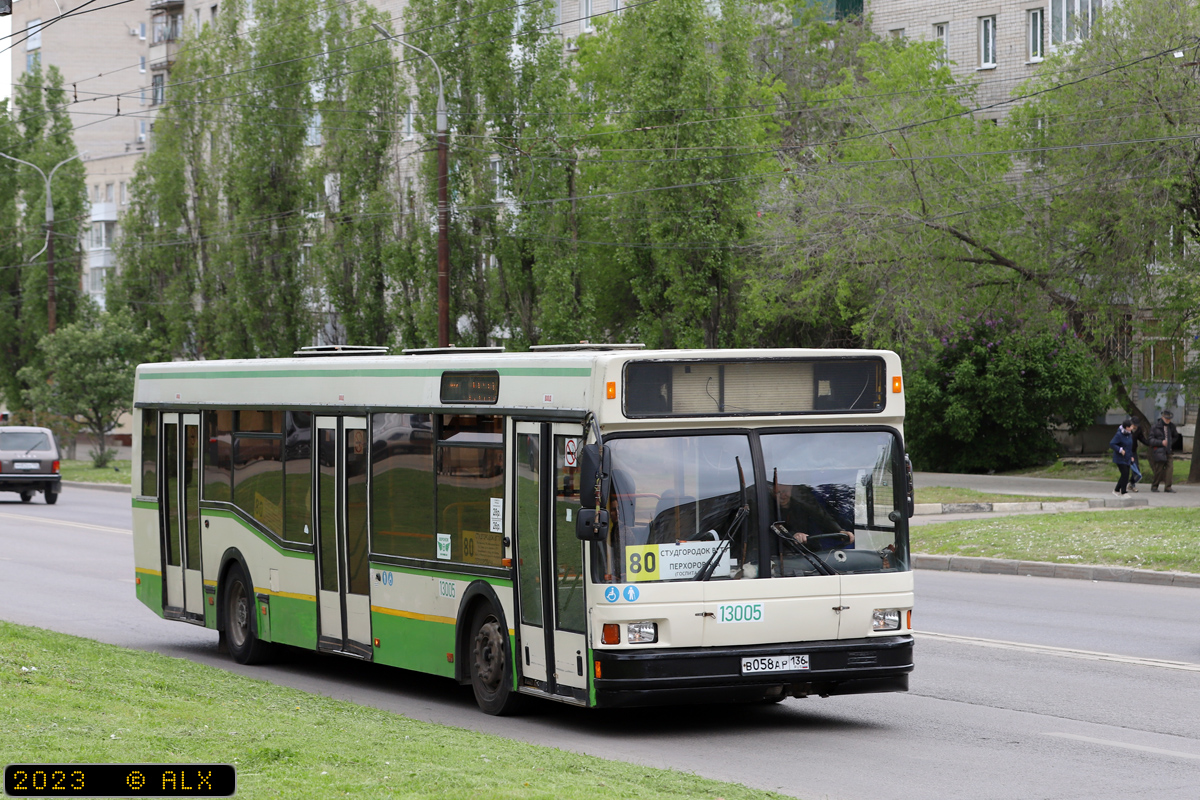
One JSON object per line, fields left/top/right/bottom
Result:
{"left": 1148, "top": 410, "right": 1178, "bottom": 493}
{"left": 1109, "top": 420, "right": 1134, "bottom": 497}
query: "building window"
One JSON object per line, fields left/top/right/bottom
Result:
{"left": 211, "top": 4, "right": 218, "bottom": 21}
{"left": 305, "top": 110, "right": 322, "bottom": 147}
{"left": 1051, "top": 0, "right": 1102, "bottom": 47}
{"left": 26, "top": 18, "right": 42, "bottom": 50}
{"left": 93, "top": 184, "right": 101, "bottom": 202}
{"left": 105, "top": 183, "right": 114, "bottom": 202}
{"left": 139, "top": 56, "right": 146, "bottom": 73}
{"left": 139, "top": 22, "right": 146, "bottom": 40}
{"left": 933, "top": 23, "right": 948, "bottom": 63}
{"left": 151, "top": 74, "right": 165, "bottom": 105}
{"left": 490, "top": 158, "right": 505, "bottom": 201}
{"left": 120, "top": 182, "right": 128, "bottom": 204}
{"left": 137, "top": 120, "right": 147, "bottom": 143}
{"left": 403, "top": 103, "right": 414, "bottom": 140}
{"left": 888, "top": 28, "right": 905, "bottom": 40}
{"left": 980, "top": 16, "right": 997, "bottom": 68}
{"left": 582, "top": 0, "right": 594, "bottom": 31}
{"left": 26, "top": 51, "right": 41, "bottom": 71}
{"left": 1029, "top": 9, "right": 1044, "bottom": 60}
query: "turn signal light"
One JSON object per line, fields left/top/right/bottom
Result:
{"left": 606, "top": 381, "right": 617, "bottom": 400}
{"left": 601, "top": 623, "right": 620, "bottom": 645}
{"left": 892, "top": 376, "right": 902, "bottom": 393}
{"left": 907, "top": 609, "right": 912, "bottom": 630}
{"left": 52, "top": 460, "right": 60, "bottom": 473}
{"left": 594, "top": 661, "right": 602, "bottom": 679}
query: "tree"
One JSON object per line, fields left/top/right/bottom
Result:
{"left": 573, "top": 0, "right": 776, "bottom": 347}
{"left": 19, "top": 308, "right": 158, "bottom": 467}
{"left": 0, "top": 66, "right": 87, "bottom": 410}
{"left": 906, "top": 313, "right": 1109, "bottom": 473}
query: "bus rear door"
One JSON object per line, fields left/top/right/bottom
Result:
{"left": 161, "top": 413, "right": 205, "bottom": 622}
{"left": 314, "top": 416, "right": 373, "bottom": 658}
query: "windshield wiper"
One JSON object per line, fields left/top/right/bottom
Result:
{"left": 696, "top": 457, "right": 749, "bottom": 581}
{"left": 770, "top": 522, "right": 837, "bottom": 576}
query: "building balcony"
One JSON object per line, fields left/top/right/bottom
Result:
{"left": 148, "top": 39, "right": 179, "bottom": 70}
{"left": 149, "top": 0, "right": 184, "bottom": 8}
{"left": 90, "top": 202, "right": 118, "bottom": 223}
{"left": 88, "top": 249, "right": 117, "bottom": 270}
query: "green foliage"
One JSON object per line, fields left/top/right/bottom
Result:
{"left": 18, "top": 308, "right": 160, "bottom": 468}
{"left": 0, "top": 67, "right": 87, "bottom": 410}
{"left": 906, "top": 314, "right": 1109, "bottom": 473}
{"left": 573, "top": 0, "right": 776, "bottom": 348}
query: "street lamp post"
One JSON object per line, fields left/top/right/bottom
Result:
{"left": 0, "top": 150, "right": 84, "bottom": 334}
{"left": 372, "top": 22, "right": 451, "bottom": 347}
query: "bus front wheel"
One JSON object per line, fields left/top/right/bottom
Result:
{"left": 223, "top": 562, "right": 274, "bottom": 665}
{"left": 468, "top": 605, "right": 523, "bottom": 716}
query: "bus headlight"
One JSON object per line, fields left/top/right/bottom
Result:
{"left": 872, "top": 609, "right": 901, "bottom": 631}
{"left": 627, "top": 622, "right": 658, "bottom": 644}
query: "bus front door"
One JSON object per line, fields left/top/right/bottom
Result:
{"left": 314, "top": 416, "right": 373, "bottom": 659}
{"left": 161, "top": 413, "right": 205, "bottom": 622}
{"left": 513, "top": 421, "right": 589, "bottom": 702}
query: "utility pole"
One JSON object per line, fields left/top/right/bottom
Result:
{"left": 372, "top": 22, "right": 451, "bottom": 347}
{"left": 0, "top": 151, "right": 85, "bottom": 334}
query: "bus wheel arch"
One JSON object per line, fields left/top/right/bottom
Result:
{"left": 455, "top": 581, "right": 523, "bottom": 716}
{"left": 216, "top": 549, "right": 274, "bottom": 665}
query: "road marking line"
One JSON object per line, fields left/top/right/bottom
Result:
{"left": 1044, "top": 732, "right": 1200, "bottom": 760}
{"left": 916, "top": 631, "right": 1200, "bottom": 672}
{"left": 0, "top": 512, "right": 131, "bottom": 536}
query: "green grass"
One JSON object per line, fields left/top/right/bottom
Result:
{"left": 0, "top": 623, "right": 787, "bottom": 800}
{"left": 915, "top": 486, "right": 1077, "bottom": 505}
{"left": 1006, "top": 458, "right": 1186, "bottom": 483}
{"left": 914, "top": 507, "right": 1200, "bottom": 572}
{"left": 58, "top": 459, "right": 133, "bottom": 485}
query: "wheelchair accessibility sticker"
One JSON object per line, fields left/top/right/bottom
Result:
{"left": 604, "top": 585, "right": 640, "bottom": 603}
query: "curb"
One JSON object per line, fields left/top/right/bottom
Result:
{"left": 61, "top": 481, "right": 131, "bottom": 494}
{"left": 913, "top": 553, "right": 1200, "bottom": 588}
{"left": 913, "top": 497, "right": 1147, "bottom": 515}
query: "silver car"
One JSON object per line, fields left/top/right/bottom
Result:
{"left": 0, "top": 426, "right": 62, "bottom": 504}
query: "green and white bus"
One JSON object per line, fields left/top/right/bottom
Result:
{"left": 131, "top": 345, "right": 914, "bottom": 714}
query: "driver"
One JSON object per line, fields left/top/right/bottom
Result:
{"left": 773, "top": 482, "right": 854, "bottom": 548}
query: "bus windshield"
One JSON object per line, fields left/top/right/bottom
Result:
{"left": 594, "top": 430, "right": 906, "bottom": 583}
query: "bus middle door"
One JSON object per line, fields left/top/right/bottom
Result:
{"left": 314, "top": 416, "right": 373, "bottom": 659}
{"left": 513, "top": 421, "right": 588, "bottom": 703}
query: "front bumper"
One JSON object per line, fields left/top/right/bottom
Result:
{"left": 593, "top": 634, "right": 913, "bottom": 708}
{"left": 0, "top": 474, "right": 61, "bottom": 493}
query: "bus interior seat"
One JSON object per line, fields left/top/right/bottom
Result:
{"left": 650, "top": 491, "right": 697, "bottom": 544}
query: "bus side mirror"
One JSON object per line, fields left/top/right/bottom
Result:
{"left": 578, "top": 444, "right": 610, "bottom": 509}
{"left": 576, "top": 508, "right": 609, "bottom": 541}
{"left": 904, "top": 454, "right": 915, "bottom": 518}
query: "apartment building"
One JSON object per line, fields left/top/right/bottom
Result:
{"left": 866, "top": 0, "right": 1105, "bottom": 117}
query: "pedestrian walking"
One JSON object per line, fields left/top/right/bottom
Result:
{"left": 1128, "top": 419, "right": 1148, "bottom": 491}
{"left": 1109, "top": 419, "right": 1134, "bottom": 497}
{"left": 1148, "top": 410, "right": 1178, "bottom": 493}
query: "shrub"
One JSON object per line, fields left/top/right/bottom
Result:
{"left": 906, "top": 314, "right": 1108, "bottom": 473}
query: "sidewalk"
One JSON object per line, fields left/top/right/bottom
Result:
{"left": 914, "top": 471, "right": 1200, "bottom": 510}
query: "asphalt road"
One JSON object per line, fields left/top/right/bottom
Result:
{"left": 2, "top": 486, "right": 1199, "bottom": 799}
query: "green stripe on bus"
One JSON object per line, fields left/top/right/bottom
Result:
{"left": 369, "top": 562, "right": 513, "bottom": 586}
{"left": 140, "top": 367, "right": 591, "bottom": 380}
{"left": 371, "top": 610, "right": 456, "bottom": 678}
{"left": 135, "top": 570, "right": 163, "bottom": 615}
{"left": 202, "top": 508, "right": 316, "bottom": 560}
{"left": 132, "top": 499, "right": 158, "bottom": 510}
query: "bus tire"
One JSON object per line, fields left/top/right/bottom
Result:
{"left": 223, "top": 562, "right": 273, "bottom": 665}
{"left": 468, "top": 605, "right": 523, "bottom": 716}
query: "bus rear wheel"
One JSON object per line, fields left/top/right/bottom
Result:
{"left": 223, "top": 562, "right": 274, "bottom": 665}
{"left": 468, "top": 605, "right": 523, "bottom": 716}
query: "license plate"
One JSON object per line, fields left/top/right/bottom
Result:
{"left": 742, "top": 654, "right": 809, "bottom": 674}
{"left": 14, "top": 462, "right": 38, "bottom": 471}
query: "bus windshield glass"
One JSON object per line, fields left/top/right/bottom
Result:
{"left": 760, "top": 430, "right": 906, "bottom": 577}
{"left": 594, "top": 429, "right": 907, "bottom": 583}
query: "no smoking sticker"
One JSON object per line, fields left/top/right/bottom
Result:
{"left": 564, "top": 438, "right": 581, "bottom": 468}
